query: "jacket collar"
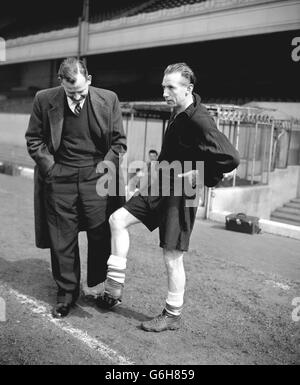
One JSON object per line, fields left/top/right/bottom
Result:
{"left": 183, "top": 93, "right": 201, "bottom": 118}
{"left": 48, "top": 86, "right": 108, "bottom": 151}
{"left": 49, "top": 85, "right": 106, "bottom": 108}
{"left": 169, "top": 93, "right": 201, "bottom": 124}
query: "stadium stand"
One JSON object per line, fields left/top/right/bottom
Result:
{"left": 0, "top": 1, "right": 81, "bottom": 39}
{"left": 1, "top": 19, "right": 76, "bottom": 40}
{"left": 0, "top": 0, "right": 207, "bottom": 39}
{"left": 128, "top": 0, "right": 204, "bottom": 15}
{"left": 89, "top": 1, "right": 149, "bottom": 23}
{"left": 0, "top": 1, "right": 298, "bottom": 107}
{"left": 90, "top": 0, "right": 205, "bottom": 23}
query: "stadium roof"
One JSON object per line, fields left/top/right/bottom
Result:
{"left": 1, "top": 0, "right": 207, "bottom": 39}
{"left": 0, "top": 0, "right": 82, "bottom": 39}
{"left": 1, "top": 0, "right": 299, "bottom": 66}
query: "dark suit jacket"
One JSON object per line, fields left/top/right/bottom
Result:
{"left": 25, "top": 86, "right": 127, "bottom": 249}
{"left": 158, "top": 93, "right": 240, "bottom": 186}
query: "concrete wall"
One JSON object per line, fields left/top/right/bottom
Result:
{"left": 125, "top": 117, "right": 163, "bottom": 164}
{"left": 269, "top": 165, "right": 300, "bottom": 206}
{"left": 0, "top": 113, "right": 29, "bottom": 146}
{"left": 289, "top": 131, "right": 300, "bottom": 165}
{"left": 0, "top": 113, "right": 163, "bottom": 165}
{"left": 21, "top": 60, "right": 57, "bottom": 90}
{"left": 210, "top": 165, "right": 300, "bottom": 219}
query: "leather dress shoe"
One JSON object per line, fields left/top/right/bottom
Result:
{"left": 52, "top": 287, "right": 80, "bottom": 318}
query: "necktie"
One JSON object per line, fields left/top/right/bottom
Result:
{"left": 74, "top": 102, "right": 81, "bottom": 116}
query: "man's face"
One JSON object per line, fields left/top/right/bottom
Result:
{"left": 162, "top": 72, "right": 193, "bottom": 109}
{"left": 149, "top": 152, "right": 158, "bottom": 162}
{"left": 61, "top": 73, "right": 91, "bottom": 102}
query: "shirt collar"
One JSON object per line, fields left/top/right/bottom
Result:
{"left": 67, "top": 96, "right": 86, "bottom": 110}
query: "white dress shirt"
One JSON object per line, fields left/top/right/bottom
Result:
{"left": 67, "top": 97, "right": 86, "bottom": 115}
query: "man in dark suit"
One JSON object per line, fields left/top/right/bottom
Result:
{"left": 25, "top": 57, "right": 126, "bottom": 318}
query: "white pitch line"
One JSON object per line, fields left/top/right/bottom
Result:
{"left": 265, "top": 280, "right": 290, "bottom": 291}
{"left": 8, "top": 288, "right": 134, "bottom": 365}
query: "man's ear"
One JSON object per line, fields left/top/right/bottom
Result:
{"left": 187, "top": 83, "right": 194, "bottom": 94}
{"left": 87, "top": 75, "right": 92, "bottom": 85}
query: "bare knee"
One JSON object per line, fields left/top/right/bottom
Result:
{"left": 109, "top": 210, "right": 123, "bottom": 231}
{"left": 109, "top": 207, "right": 140, "bottom": 231}
{"left": 109, "top": 208, "right": 132, "bottom": 232}
{"left": 163, "top": 249, "right": 184, "bottom": 270}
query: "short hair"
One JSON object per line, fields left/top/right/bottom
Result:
{"left": 58, "top": 57, "right": 89, "bottom": 84}
{"left": 149, "top": 149, "right": 158, "bottom": 155}
{"left": 164, "top": 63, "right": 196, "bottom": 85}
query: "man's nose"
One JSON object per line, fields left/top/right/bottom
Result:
{"left": 73, "top": 94, "right": 81, "bottom": 101}
{"left": 163, "top": 89, "right": 169, "bottom": 98}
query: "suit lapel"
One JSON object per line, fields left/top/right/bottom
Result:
{"left": 89, "top": 87, "right": 109, "bottom": 136}
{"left": 48, "top": 86, "right": 110, "bottom": 152}
{"left": 48, "top": 87, "right": 65, "bottom": 152}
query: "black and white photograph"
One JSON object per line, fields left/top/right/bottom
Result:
{"left": 0, "top": 0, "right": 299, "bottom": 369}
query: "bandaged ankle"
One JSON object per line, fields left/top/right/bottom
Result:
{"left": 165, "top": 291, "right": 184, "bottom": 316}
{"left": 105, "top": 277, "right": 123, "bottom": 299}
{"left": 106, "top": 255, "right": 127, "bottom": 284}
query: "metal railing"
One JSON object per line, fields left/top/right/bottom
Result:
{"left": 120, "top": 102, "right": 299, "bottom": 190}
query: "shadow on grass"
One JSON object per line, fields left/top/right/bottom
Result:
{"left": 79, "top": 294, "right": 151, "bottom": 322}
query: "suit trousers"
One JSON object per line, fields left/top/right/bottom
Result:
{"left": 44, "top": 163, "right": 111, "bottom": 302}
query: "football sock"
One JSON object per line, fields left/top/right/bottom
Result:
{"left": 165, "top": 291, "right": 184, "bottom": 317}
{"left": 105, "top": 255, "right": 127, "bottom": 298}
